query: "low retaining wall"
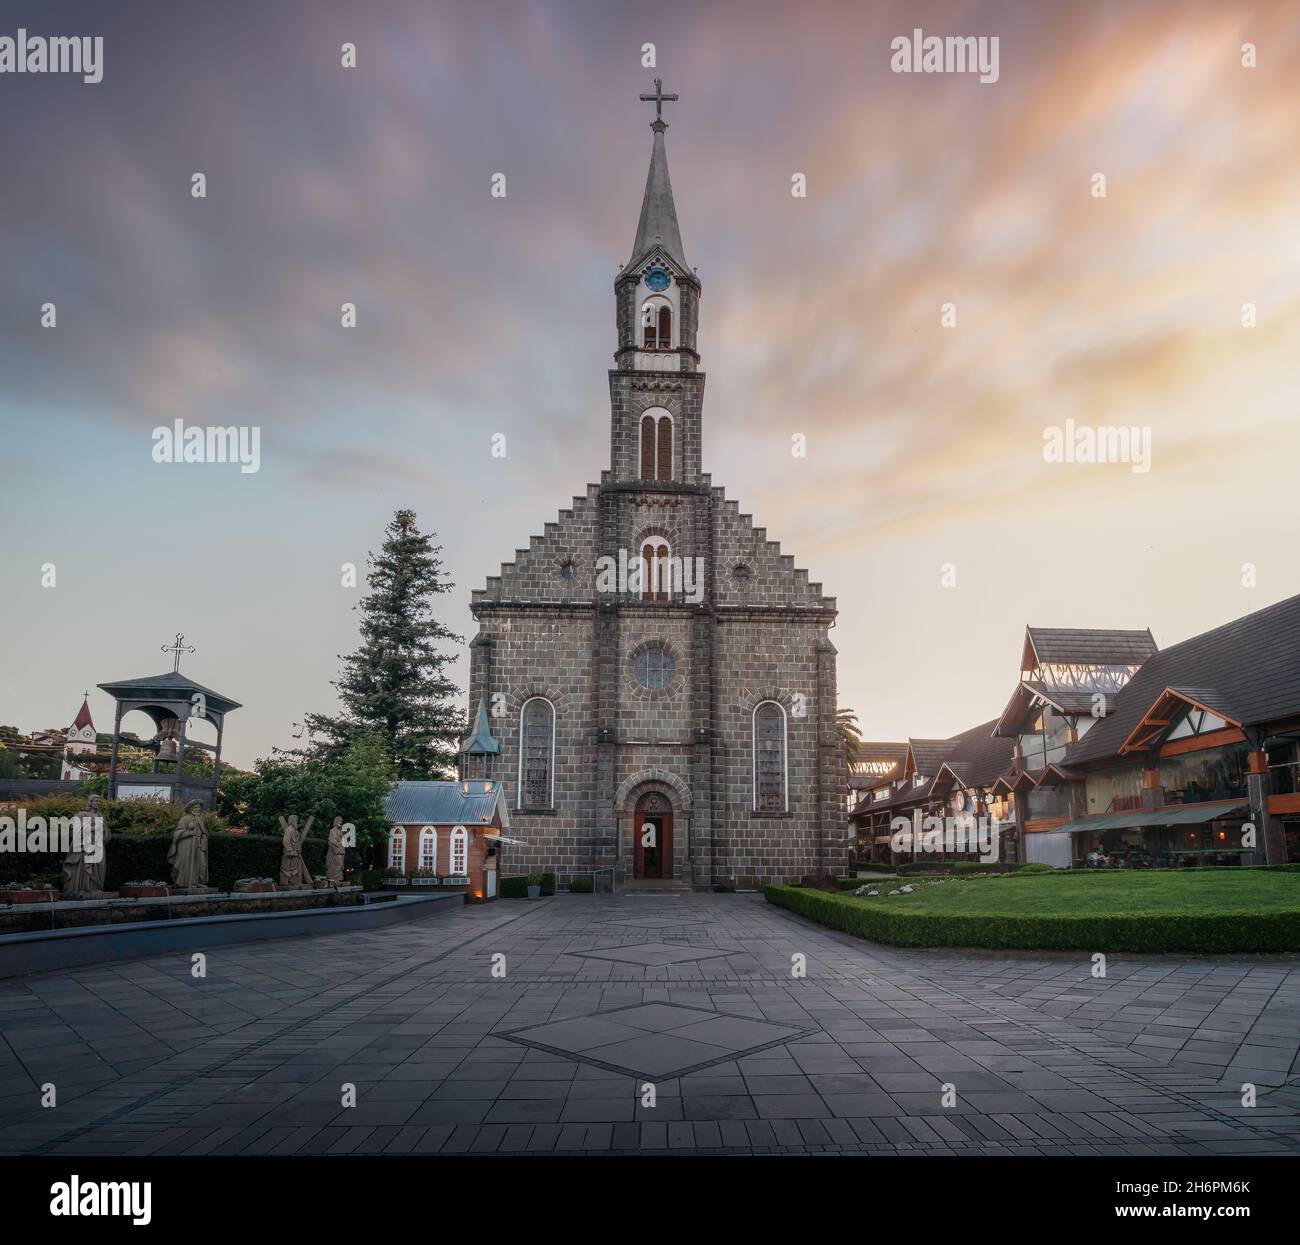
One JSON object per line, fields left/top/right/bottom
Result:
{"left": 0, "top": 886, "right": 369, "bottom": 936}
{"left": 0, "top": 890, "right": 460, "bottom": 980}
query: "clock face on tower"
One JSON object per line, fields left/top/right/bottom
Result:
{"left": 644, "top": 265, "right": 671, "bottom": 292}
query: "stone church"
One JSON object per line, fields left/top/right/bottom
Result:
{"left": 460, "top": 85, "right": 843, "bottom": 890}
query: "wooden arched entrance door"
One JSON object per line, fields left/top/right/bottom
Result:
{"left": 634, "top": 791, "right": 673, "bottom": 879}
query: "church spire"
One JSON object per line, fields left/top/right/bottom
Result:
{"left": 629, "top": 79, "right": 687, "bottom": 273}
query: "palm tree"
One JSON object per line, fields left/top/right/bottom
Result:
{"left": 837, "top": 708, "right": 863, "bottom": 766}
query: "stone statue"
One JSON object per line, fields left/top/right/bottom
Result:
{"left": 61, "top": 793, "right": 111, "bottom": 897}
{"left": 278, "top": 814, "right": 314, "bottom": 889}
{"left": 168, "top": 800, "right": 209, "bottom": 888}
{"left": 325, "top": 816, "right": 346, "bottom": 884}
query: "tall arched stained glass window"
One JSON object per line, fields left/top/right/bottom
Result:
{"left": 753, "top": 701, "right": 787, "bottom": 813}
{"left": 518, "top": 698, "right": 555, "bottom": 809}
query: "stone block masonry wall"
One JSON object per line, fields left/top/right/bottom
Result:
{"left": 712, "top": 614, "right": 842, "bottom": 887}
{"left": 468, "top": 609, "right": 597, "bottom": 878}
{"left": 608, "top": 371, "right": 705, "bottom": 485}
{"left": 468, "top": 348, "right": 845, "bottom": 890}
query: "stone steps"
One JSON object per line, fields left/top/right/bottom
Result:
{"left": 619, "top": 878, "right": 695, "bottom": 895}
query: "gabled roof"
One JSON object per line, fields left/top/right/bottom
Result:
{"left": 1010, "top": 767, "right": 1043, "bottom": 792}
{"left": 1023, "top": 626, "right": 1157, "bottom": 672}
{"left": 384, "top": 779, "right": 509, "bottom": 828}
{"left": 995, "top": 679, "right": 1116, "bottom": 736}
{"left": 628, "top": 122, "right": 689, "bottom": 274}
{"left": 1038, "top": 761, "right": 1085, "bottom": 785}
{"left": 1115, "top": 687, "right": 1245, "bottom": 756}
{"left": 1066, "top": 593, "right": 1300, "bottom": 766}
{"left": 848, "top": 741, "right": 908, "bottom": 790}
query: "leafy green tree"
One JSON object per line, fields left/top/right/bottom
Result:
{"left": 220, "top": 730, "right": 395, "bottom": 857}
{"left": 302, "top": 509, "right": 462, "bottom": 778}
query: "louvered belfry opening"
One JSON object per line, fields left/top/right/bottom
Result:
{"left": 639, "top": 413, "right": 673, "bottom": 481}
{"left": 641, "top": 540, "right": 670, "bottom": 601}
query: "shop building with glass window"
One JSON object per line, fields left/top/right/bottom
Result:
{"left": 1034, "top": 595, "right": 1300, "bottom": 867}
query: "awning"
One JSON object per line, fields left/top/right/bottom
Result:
{"left": 1056, "top": 799, "right": 1247, "bottom": 835}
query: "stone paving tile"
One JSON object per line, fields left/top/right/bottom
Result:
{"left": 0, "top": 894, "right": 1295, "bottom": 1155}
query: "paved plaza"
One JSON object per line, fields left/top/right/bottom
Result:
{"left": 1, "top": 894, "right": 1297, "bottom": 1155}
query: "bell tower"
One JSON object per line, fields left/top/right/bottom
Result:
{"left": 609, "top": 79, "right": 705, "bottom": 485}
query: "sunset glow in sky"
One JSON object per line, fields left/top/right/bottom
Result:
{"left": 4, "top": 0, "right": 1300, "bottom": 766}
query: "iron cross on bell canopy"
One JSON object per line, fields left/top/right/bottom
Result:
{"left": 639, "top": 77, "right": 678, "bottom": 122}
{"left": 161, "top": 633, "right": 195, "bottom": 673}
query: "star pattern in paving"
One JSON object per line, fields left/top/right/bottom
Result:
{"left": 606, "top": 916, "right": 710, "bottom": 930}
{"left": 500, "top": 1002, "right": 812, "bottom": 1078}
{"left": 571, "top": 941, "right": 734, "bottom": 966}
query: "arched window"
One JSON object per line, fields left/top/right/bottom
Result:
{"left": 450, "top": 825, "right": 468, "bottom": 876}
{"left": 387, "top": 826, "right": 406, "bottom": 874}
{"left": 418, "top": 826, "right": 437, "bottom": 872}
{"left": 753, "top": 701, "right": 788, "bottom": 813}
{"left": 641, "top": 299, "right": 672, "bottom": 350}
{"left": 640, "top": 539, "right": 671, "bottom": 602}
{"left": 639, "top": 411, "right": 674, "bottom": 481}
{"left": 519, "top": 697, "right": 555, "bottom": 809}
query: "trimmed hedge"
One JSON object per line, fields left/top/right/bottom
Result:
{"left": 764, "top": 883, "right": 1300, "bottom": 953}
{"left": 500, "top": 872, "right": 557, "bottom": 898}
{"left": 0, "top": 831, "right": 326, "bottom": 892}
{"left": 568, "top": 876, "right": 594, "bottom": 893}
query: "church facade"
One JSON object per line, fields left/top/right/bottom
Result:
{"left": 461, "top": 88, "right": 843, "bottom": 890}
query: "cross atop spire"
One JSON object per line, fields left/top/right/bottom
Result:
{"left": 627, "top": 82, "right": 688, "bottom": 273}
{"left": 639, "top": 77, "right": 679, "bottom": 127}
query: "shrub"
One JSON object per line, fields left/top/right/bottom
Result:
{"left": 764, "top": 883, "right": 1300, "bottom": 953}
{"left": 500, "top": 872, "right": 556, "bottom": 898}
{"left": 568, "top": 876, "right": 594, "bottom": 893}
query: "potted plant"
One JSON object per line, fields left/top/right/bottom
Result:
{"left": 526, "top": 872, "right": 544, "bottom": 899}
{"left": 383, "top": 871, "right": 410, "bottom": 887}
{"left": 410, "top": 868, "right": 438, "bottom": 887}
{"left": 119, "top": 880, "right": 171, "bottom": 899}
{"left": 0, "top": 880, "right": 60, "bottom": 904}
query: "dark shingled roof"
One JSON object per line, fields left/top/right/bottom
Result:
{"left": 1026, "top": 626, "right": 1158, "bottom": 668}
{"left": 1022, "top": 680, "right": 1114, "bottom": 716}
{"left": 940, "top": 720, "right": 1017, "bottom": 789}
{"left": 98, "top": 672, "right": 242, "bottom": 714}
{"left": 856, "top": 720, "right": 1010, "bottom": 817}
{"left": 907, "top": 738, "right": 957, "bottom": 777}
{"left": 1066, "top": 594, "right": 1300, "bottom": 766}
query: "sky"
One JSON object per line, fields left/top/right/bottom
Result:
{"left": 3, "top": 0, "right": 1300, "bottom": 768}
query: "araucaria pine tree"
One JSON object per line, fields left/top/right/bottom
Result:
{"left": 304, "top": 509, "right": 463, "bottom": 778}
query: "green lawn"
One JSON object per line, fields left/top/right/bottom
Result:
{"left": 766, "top": 870, "right": 1300, "bottom": 952}
{"left": 847, "top": 870, "right": 1299, "bottom": 916}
